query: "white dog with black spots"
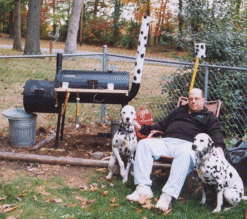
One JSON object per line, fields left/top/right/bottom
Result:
{"left": 106, "top": 105, "right": 137, "bottom": 183}
{"left": 192, "top": 133, "right": 247, "bottom": 213}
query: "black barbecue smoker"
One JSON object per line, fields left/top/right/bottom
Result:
{"left": 23, "top": 53, "right": 139, "bottom": 147}
{"left": 23, "top": 16, "right": 150, "bottom": 148}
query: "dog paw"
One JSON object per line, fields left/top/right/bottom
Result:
{"left": 200, "top": 200, "right": 206, "bottom": 205}
{"left": 106, "top": 173, "right": 112, "bottom": 180}
{"left": 122, "top": 177, "right": 128, "bottom": 183}
{"left": 212, "top": 208, "right": 221, "bottom": 213}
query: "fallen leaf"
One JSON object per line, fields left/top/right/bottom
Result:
{"left": 79, "top": 185, "right": 88, "bottom": 190}
{"left": 111, "top": 198, "right": 117, "bottom": 203}
{"left": 80, "top": 199, "right": 96, "bottom": 208}
{"left": 18, "top": 190, "right": 28, "bottom": 197}
{"left": 142, "top": 199, "right": 154, "bottom": 209}
{"left": 70, "top": 203, "right": 77, "bottom": 207}
{"left": 3, "top": 205, "right": 19, "bottom": 213}
{"left": 178, "top": 197, "right": 186, "bottom": 204}
{"left": 75, "top": 196, "right": 84, "bottom": 202}
{"left": 102, "top": 191, "right": 108, "bottom": 196}
{"left": 39, "top": 190, "right": 51, "bottom": 196}
{"left": 135, "top": 208, "right": 143, "bottom": 213}
{"left": 33, "top": 195, "right": 38, "bottom": 201}
{"left": 53, "top": 198, "right": 63, "bottom": 203}
{"left": 0, "top": 196, "right": 7, "bottom": 201}
{"left": 87, "top": 199, "right": 96, "bottom": 204}
{"left": 89, "top": 183, "right": 98, "bottom": 192}
{"left": 109, "top": 204, "right": 121, "bottom": 207}
{"left": 7, "top": 216, "right": 19, "bottom": 219}
{"left": 44, "top": 198, "right": 51, "bottom": 203}
{"left": 163, "top": 208, "right": 172, "bottom": 216}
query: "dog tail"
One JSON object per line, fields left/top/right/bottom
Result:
{"left": 242, "top": 196, "right": 247, "bottom": 200}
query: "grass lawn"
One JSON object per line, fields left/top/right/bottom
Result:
{"left": 0, "top": 169, "right": 246, "bottom": 219}
{"left": 0, "top": 35, "right": 246, "bottom": 218}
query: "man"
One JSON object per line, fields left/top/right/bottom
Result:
{"left": 126, "top": 88, "right": 225, "bottom": 211}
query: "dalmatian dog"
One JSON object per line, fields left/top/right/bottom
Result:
{"left": 106, "top": 105, "right": 137, "bottom": 183}
{"left": 192, "top": 133, "right": 247, "bottom": 213}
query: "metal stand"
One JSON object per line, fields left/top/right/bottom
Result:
{"left": 54, "top": 102, "right": 66, "bottom": 148}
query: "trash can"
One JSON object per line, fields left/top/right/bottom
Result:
{"left": 111, "top": 120, "right": 120, "bottom": 138}
{"left": 2, "top": 108, "right": 37, "bottom": 147}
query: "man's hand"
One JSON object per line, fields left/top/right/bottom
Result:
{"left": 133, "top": 120, "right": 141, "bottom": 131}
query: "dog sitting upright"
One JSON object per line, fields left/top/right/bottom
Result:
{"left": 106, "top": 105, "right": 137, "bottom": 183}
{"left": 192, "top": 133, "right": 247, "bottom": 213}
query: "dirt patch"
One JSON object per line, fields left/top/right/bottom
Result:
{"left": 0, "top": 123, "right": 113, "bottom": 186}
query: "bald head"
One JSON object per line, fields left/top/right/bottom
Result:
{"left": 188, "top": 88, "right": 205, "bottom": 113}
{"left": 189, "top": 88, "right": 204, "bottom": 98}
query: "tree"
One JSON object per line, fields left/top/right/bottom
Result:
{"left": 64, "top": 0, "right": 83, "bottom": 54}
{"left": 178, "top": 0, "right": 247, "bottom": 65}
{"left": 13, "top": 0, "right": 22, "bottom": 51}
{"left": 23, "top": 0, "right": 41, "bottom": 55}
{"left": 112, "top": 0, "right": 122, "bottom": 43}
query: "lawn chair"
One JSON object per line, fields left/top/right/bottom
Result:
{"left": 149, "top": 97, "right": 222, "bottom": 194}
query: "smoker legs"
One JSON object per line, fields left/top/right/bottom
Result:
{"left": 54, "top": 103, "right": 66, "bottom": 148}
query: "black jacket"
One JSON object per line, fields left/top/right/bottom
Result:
{"left": 140, "top": 105, "right": 226, "bottom": 150}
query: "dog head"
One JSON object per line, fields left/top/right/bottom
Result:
{"left": 120, "top": 105, "right": 136, "bottom": 125}
{"left": 192, "top": 133, "right": 215, "bottom": 154}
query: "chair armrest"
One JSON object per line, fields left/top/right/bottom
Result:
{"left": 147, "top": 130, "right": 164, "bottom": 138}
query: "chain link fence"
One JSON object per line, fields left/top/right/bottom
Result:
{"left": 0, "top": 46, "right": 246, "bottom": 144}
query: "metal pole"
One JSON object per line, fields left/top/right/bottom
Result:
{"left": 204, "top": 66, "right": 209, "bottom": 101}
{"left": 100, "top": 45, "right": 107, "bottom": 122}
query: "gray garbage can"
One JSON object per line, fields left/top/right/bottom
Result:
{"left": 2, "top": 108, "right": 37, "bottom": 147}
{"left": 111, "top": 120, "right": 120, "bottom": 138}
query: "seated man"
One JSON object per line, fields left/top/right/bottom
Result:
{"left": 126, "top": 88, "right": 225, "bottom": 211}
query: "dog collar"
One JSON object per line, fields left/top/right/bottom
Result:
{"left": 118, "top": 126, "right": 135, "bottom": 134}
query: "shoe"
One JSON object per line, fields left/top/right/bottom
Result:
{"left": 126, "top": 184, "right": 153, "bottom": 202}
{"left": 155, "top": 192, "right": 172, "bottom": 211}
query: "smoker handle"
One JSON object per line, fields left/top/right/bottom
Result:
{"left": 34, "top": 88, "right": 45, "bottom": 95}
{"left": 87, "top": 79, "right": 99, "bottom": 84}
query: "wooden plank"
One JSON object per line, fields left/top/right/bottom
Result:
{"left": 0, "top": 152, "right": 171, "bottom": 170}
{"left": 54, "top": 87, "right": 128, "bottom": 95}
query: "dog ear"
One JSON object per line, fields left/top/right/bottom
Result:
{"left": 208, "top": 138, "right": 215, "bottom": 148}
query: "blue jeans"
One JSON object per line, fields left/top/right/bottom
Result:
{"left": 134, "top": 137, "right": 196, "bottom": 199}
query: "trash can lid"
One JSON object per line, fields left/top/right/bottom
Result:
{"left": 2, "top": 108, "right": 36, "bottom": 120}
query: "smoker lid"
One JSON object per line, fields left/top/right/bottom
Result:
{"left": 2, "top": 108, "right": 37, "bottom": 120}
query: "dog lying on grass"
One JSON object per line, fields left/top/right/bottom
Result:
{"left": 192, "top": 133, "right": 247, "bottom": 213}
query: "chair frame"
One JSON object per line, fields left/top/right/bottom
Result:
{"left": 177, "top": 96, "right": 221, "bottom": 118}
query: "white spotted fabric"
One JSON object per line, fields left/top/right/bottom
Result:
{"left": 132, "top": 16, "right": 150, "bottom": 84}
{"left": 195, "top": 43, "right": 206, "bottom": 59}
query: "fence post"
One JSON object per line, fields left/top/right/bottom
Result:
{"left": 100, "top": 45, "right": 107, "bottom": 122}
{"left": 204, "top": 66, "right": 209, "bottom": 101}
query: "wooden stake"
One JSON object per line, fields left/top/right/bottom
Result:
{"left": 189, "top": 57, "right": 200, "bottom": 91}
{"left": 30, "top": 133, "right": 56, "bottom": 151}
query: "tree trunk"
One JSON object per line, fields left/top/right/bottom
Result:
{"left": 235, "top": 0, "right": 242, "bottom": 14}
{"left": 13, "top": 0, "right": 22, "bottom": 51}
{"left": 23, "top": 0, "right": 41, "bottom": 55}
{"left": 113, "top": 0, "right": 121, "bottom": 43}
{"left": 9, "top": 10, "right": 14, "bottom": 39}
{"left": 64, "top": 0, "right": 83, "bottom": 54}
{"left": 177, "top": 0, "right": 183, "bottom": 50}
{"left": 79, "top": 0, "right": 84, "bottom": 46}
